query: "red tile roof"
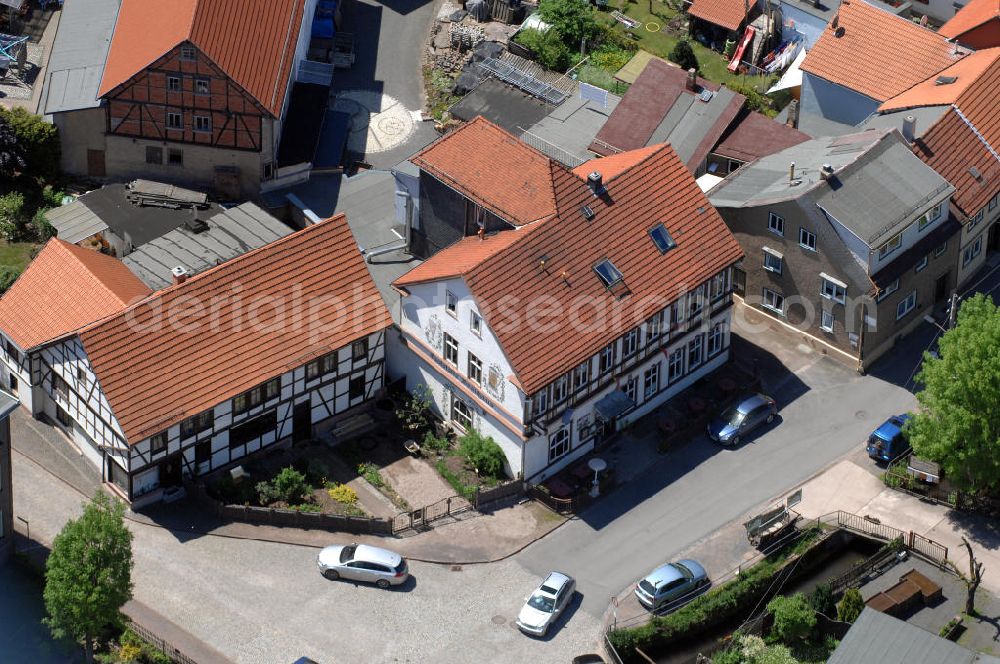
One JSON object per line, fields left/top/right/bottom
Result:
{"left": 394, "top": 229, "right": 531, "bottom": 287}
{"left": 800, "top": 0, "right": 965, "bottom": 102}
{"left": 688, "top": 0, "right": 751, "bottom": 32}
{"left": 913, "top": 49, "right": 1000, "bottom": 217}
{"left": 571, "top": 145, "right": 664, "bottom": 182}
{"left": 879, "top": 47, "right": 1000, "bottom": 112}
{"left": 395, "top": 120, "right": 743, "bottom": 395}
{"left": 0, "top": 240, "right": 151, "bottom": 351}
{"left": 940, "top": 0, "right": 1000, "bottom": 43}
{"left": 79, "top": 215, "right": 391, "bottom": 443}
{"left": 99, "top": 0, "right": 304, "bottom": 116}
{"left": 411, "top": 116, "right": 559, "bottom": 227}
{"left": 713, "top": 111, "right": 810, "bottom": 163}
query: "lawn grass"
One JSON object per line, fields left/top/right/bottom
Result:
{"left": 598, "top": 1, "right": 776, "bottom": 92}
{"left": 0, "top": 240, "right": 37, "bottom": 271}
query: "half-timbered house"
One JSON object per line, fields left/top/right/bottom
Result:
{"left": 0, "top": 217, "right": 391, "bottom": 507}
{"left": 90, "top": 0, "right": 315, "bottom": 197}
{"left": 390, "top": 118, "right": 744, "bottom": 482}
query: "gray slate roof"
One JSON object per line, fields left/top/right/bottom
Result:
{"left": 829, "top": 608, "right": 1000, "bottom": 664}
{"left": 45, "top": 199, "right": 109, "bottom": 244}
{"left": 123, "top": 203, "right": 293, "bottom": 289}
{"left": 860, "top": 106, "right": 950, "bottom": 140}
{"left": 42, "top": 0, "right": 121, "bottom": 114}
{"left": 709, "top": 128, "right": 953, "bottom": 245}
{"left": 523, "top": 93, "right": 621, "bottom": 167}
{"left": 653, "top": 86, "right": 742, "bottom": 167}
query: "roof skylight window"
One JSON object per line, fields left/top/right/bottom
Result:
{"left": 649, "top": 224, "right": 677, "bottom": 254}
{"left": 593, "top": 259, "right": 624, "bottom": 288}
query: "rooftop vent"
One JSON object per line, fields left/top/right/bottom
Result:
{"left": 171, "top": 265, "right": 190, "bottom": 285}
{"left": 698, "top": 88, "right": 714, "bottom": 103}
{"left": 935, "top": 75, "right": 958, "bottom": 85}
{"left": 902, "top": 115, "right": 917, "bottom": 143}
{"left": 969, "top": 166, "right": 983, "bottom": 182}
{"left": 539, "top": 254, "right": 550, "bottom": 270}
{"left": 587, "top": 171, "right": 605, "bottom": 196}
{"left": 820, "top": 163, "right": 835, "bottom": 181}
{"left": 581, "top": 205, "right": 596, "bottom": 221}
{"left": 185, "top": 217, "right": 210, "bottom": 233}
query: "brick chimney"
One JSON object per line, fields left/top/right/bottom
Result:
{"left": 171, "top": 265, "right": 189, "bottom": 285}
{"left": 587, "top": 171, "right": 603, "bottom": 195}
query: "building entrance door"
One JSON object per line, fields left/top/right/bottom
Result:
{"left": 293, "top": 401, "right": 312, "bottom": 442}
{"left": 159, "top": 454, "right": 183, "bottom": 488}
{"left": 934, "top": 271, "right": 950, "bottom": 303}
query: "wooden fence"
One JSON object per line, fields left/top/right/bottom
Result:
{"left": 128, "top": 620, "right": 199, "bottom": 664}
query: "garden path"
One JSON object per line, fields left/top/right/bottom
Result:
{"left": 380, "top": 456, "right": 457, "bottom": 508}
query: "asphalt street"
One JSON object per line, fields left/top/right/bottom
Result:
{"left": 514, "top": 347, "right": 918, "bottom": 619}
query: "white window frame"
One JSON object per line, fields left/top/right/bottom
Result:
{"left": 195, "top": 78, "right": 210, "bottom": 94}
{"left": 820, "top": 310, "right": 834, "bottom": 332}
{"left": 687, "top": 334, "right": 704, "bottom": 370}
{"left": 896, "top": 291, "right": 917, "bottom": 320}
{"left": 820, "top": 274, "right": 847, "bottom": 304}
{"left": 467, "top": 353, "right": 482, "bottom": 385}
{"left": 877, "top": 233, "right": 902, "bottom": 260}
{"left": 708, "top": 322, "right": 725, "bottom": 356}
{"left": 763, "top": 247, "right": 782, "bottom": 274}
{"left": 167, "top": 76, "right": 180, "bottom": 91}
{"left": 443, "top": 333, "right": 459, "bottom": 366}
{"left": 934, "top": 242, "right": 947, "bottom": 257}
{"left": 445, "top": 291, "right": 458, "bottom": 317}
{"left": 768, "top": 211, "right": 784, "bottom": 236}
{"left": 623, "top": 375, "right": 638, "bottom": 404}
{"left": 599, "top": 344, "right": 614, "bottom": 373}
{"left": 451, "top": 395, "right": 473, "bottom": 431}
{"left": 180, "top": 45, "right": 196, "bottom": 60}
{"left": 646, "top": 312, "right": 663, "bottom": 343}
{"left": 552, "top": 376, "right": 568, "bottom": 405}
{"left": 469, "top": 311, "right": 482, "bottom": 336}
{"left": 166, "top": 112, "right": 182, "bottom": 129}
{"left": 534, "top": 391, "right": 548, "bottom": 417}
{"left": 762, "top": 288, "right": 784, "bottom": 315}
{"left": 877, "top": 279, "right": 899, "bottom": 303}
{"left": 194, "top": 115, "right": 211, "bottom": 133}
{"left": 643, "top": 363, "right": 660, "bottom": 398}
{"left": 799, "top": 227, "right": 816, "bottom": 251}
{"left": 667, "top": 347, "right": 684, "bottom": 382}
{"left": 915, "top": 255, "right": 928, "bottom": 273}
{"left": 548, "top": 428, "right": 570, "bottom": 462}
{"left": 573, "top": 361, "right": 589, "bottom": 390}
{"left": 578, "top": 414, "right": 593, "bottom": 441}
{"left": 622, "top": 328, "right": 639, "bottom": 357}
{"left": 969, "top": 208, "right": 985, "bottom": 230}
{"left": 963, "top": 236, "right": 983, "bottom": 266}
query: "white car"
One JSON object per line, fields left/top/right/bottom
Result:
{"left": 317, "top": 543, "right": 408, "bottom": 588}
{"left": 516, "top": 571, "right": 576, "bottom": 637}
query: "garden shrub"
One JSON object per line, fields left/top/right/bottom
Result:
{"left": 515, "top": 28, "right": 572, "bottom": 71}
{"left": 357, "top": 461, "right": 385, "bottom": 488}
{"left": 305, "top": 458, "right": 330, "bottom": 484}
{"left": 670, "top": 40, "right": 698, "bottom": 72}
{"left": 458, "top": 429, "right": 506, "bottom": 478}
{"left": 808, "top": 583, "right": 836, "bottom": 617}
{"left": 118, "top": 642, "right": 142, "bottom": 663}
{"left": 396, "top": 386, "right": 433, "bottom": 433}
{"left": 0, "top": 191, "right": 28, "bottom": 241}
{"left": 836, "top": 587, "right": 864, "bottom": 623}
{"left": 257, "top": 466, "right": 310, "bottom": 505}
{"left": 32, "top": 208, "right": 56, "bottom": 240}
{"left": 0, "top": 107, "right": 61, "bottom": 181}
{"left": 435, "top": 460, "right": 477, "bottom": 501}
{"left": 0, "top": 266, "right": 21, "bottom": 294}
{"left": 422, "top": 431, "right": 451, "bottom": 453}
{"left": 328, "top": 483, "right": 358, "bottom": 505}
{"left": 767, "top": 593, "right": 816, "bottom": 643}
{"left": 727, "top": 82, "right": 778, "bottom": 117}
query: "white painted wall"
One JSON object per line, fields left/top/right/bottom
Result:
{"left": 0, "top": 334, "right": 33, "bottom": 413}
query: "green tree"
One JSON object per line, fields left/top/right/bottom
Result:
{"left": 44, "top": 491, "right": 134, "bottom": 663}
{"left": 257, "top": 466, "right": 311, "bottom": 505}
{"left": 458, "top": 429, "right": 507, "bottom": 478}
{"left": 808, "top": 583, "right": 836, "bottom": 617}
{"left": 0, "top": 107, "right": 61, "bottom": 181}
{"left": 0, "top": 191, "right": 29, "bottom": 241}
{"left": 670, "top": 40, "right": 699, "bottom": 73}
{"left": 0, "top": 266, "right": 20, "bottom": 293}
{"left": 32, "top": 207, "right": 56, "bottom": 240}
{"left": 766, "top": 593, "right": 816, "bottom": 643}
{"left": 908, "top": 293, "right": 1000, "bottom": 492}
{"left": 515, "top": 28, "right": 572, "bottom": 71}
{"left": 537, "top": 0, "right": 599, "bottom": 50}
{"left": 836, "top": 587, "right": 864, "bottom": 623}
{"left": 0, "top": 112, "right": 26, "bottom": 178}
{"left": 395, "top": 385, "right": 433, "bottom": 434}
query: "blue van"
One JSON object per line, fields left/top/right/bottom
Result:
{"left": 866, "top": 414, "right": 912, "bottom": 462}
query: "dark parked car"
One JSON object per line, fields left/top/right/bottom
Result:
{"left": 707, "top": 393, "right": 777, "bottom": 446}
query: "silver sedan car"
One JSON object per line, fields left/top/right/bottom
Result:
{"left": 516, "top": 571, "right": 576, "bottom": 637}
{"left": 317, "top": 543, "right": 409, "bottom": 588}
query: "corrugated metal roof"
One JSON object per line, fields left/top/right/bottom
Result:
{"left": 45, "top": 200, "right": 109, "bottom": 244}
{"left": 42, "top": 0, "right": 122, "bottom": 114}
{"left": 122, "top": 202, "right": 293, "bottom": 289}
{"left": 829, "top": 608, "right": 1000, "bottom": 664}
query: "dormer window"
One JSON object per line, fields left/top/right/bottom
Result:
{"left": 593, "top": 259, "right": 623, "bottom": 288}
{"left": 649, "top": 224, "right": 677, "bottom": 254}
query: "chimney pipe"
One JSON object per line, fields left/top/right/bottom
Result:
{"left": 171, "top": 265, "right": 189, "bottom": 285}
{"left": 786, "top": 99, "right": 800, "bottom": 129}
{"left": 902, "top": 115, "right": 917, "bottom": 143}
{"left": 587, "top": 171, "right": 603, "bottom": 195}
{"left": 686, "top": 68, "right": 697, "bottom": 92}
{"left": 820, "top": 163, "right": 835, "bottom": 181}
{"left": 789, "top": 161, "right": 796, "bottom": 183}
